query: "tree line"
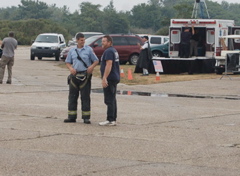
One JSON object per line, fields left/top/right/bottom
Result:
{"left": 0, "top": 0, "right": 240, "bottom": 45}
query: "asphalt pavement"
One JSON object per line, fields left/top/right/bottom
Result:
{"left": 0, "top": 46, "right": 240, "bottom": 176}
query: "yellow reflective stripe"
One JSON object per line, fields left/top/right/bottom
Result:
{"left": 82, "top": 111, "right": 91, "bottom": 116}
{"left": 68, "top": 111, "right": 77, "bottom": 115}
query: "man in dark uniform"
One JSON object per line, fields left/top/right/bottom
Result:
{"left": 99, "top": 35, "right": 120, "bottom": 126}
{"left": 180, "top": 26, "right": 194, "bottom": 58}
{"left": 190, "top": 29, "right": 199, "bottom": 57}
{"left": 64, "top": 33, "right": 99, "bottom": 124}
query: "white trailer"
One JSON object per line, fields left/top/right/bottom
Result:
{"left": 167, "top": 19, "right": 240, "bottom": 74}
{"left": 169, "top": 19, "right": 240, "bottom": 58}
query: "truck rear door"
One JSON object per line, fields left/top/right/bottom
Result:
{"left": 169, "top": 27, "right": 181, "bottom": 57}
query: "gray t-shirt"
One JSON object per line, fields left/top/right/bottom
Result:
{"left": 2, "top": 37, "right": 18, "bottom": 58}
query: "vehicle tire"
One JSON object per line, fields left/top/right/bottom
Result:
{"left": 30, "top": 55, "right": 35, "bottom": 60}
{"left": 120, "top": 61, "right": 127, "bottom": 65}
{"left": 38, "top": 57, "right": 42, "bottom": 60}
{"left": 55, "top": 54, "right": 60, "bottom": 61}
{"left": 152, "top": 51, "right": 163, "bottom": 57}
{"left": 129, "top": 54, "right": 139, "bottom": 65}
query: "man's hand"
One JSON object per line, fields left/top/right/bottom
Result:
{"left": 102, "top": 77, "right": 108, "bottom": 88}
{"left": 70, "top": 67, "right": 77, "bottom": 75}
{"left": 87, "top": 65, "right": 94, "bottom": 74}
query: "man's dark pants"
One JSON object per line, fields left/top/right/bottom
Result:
{"left": 68, "top": 75, "right": 92, "bottom": 120}
{"left": 103, "top": 81, "right": 118, "bottom": 122}
{"left": 180, "top": 43, "right": 190, "bottom": 58}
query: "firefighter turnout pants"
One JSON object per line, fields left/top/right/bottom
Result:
{"left": 68, "top": 74, "right": 92, "bottom": 120}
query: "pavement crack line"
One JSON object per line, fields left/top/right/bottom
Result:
{"left": 0, "top": 132, "right": 62, "bottom": 142}
{"left": 0, "top": 89, "right": 68, "bottom": 94}
{"left": 75, "top": 161, "right": 153, "bottom": 176}
{"left": 177, "top": 152, "right": 240, "bottom": 168}
{"left": 148, "top": 111, "right": 240, "bottom": 126}
{"left": 0, "top": 112, "right": 58, "bottom": 120}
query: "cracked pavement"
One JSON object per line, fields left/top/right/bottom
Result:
{"left": 0, "top": 46, "right": 240, "bottom": 176}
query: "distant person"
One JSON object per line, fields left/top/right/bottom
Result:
{"left": 135, "top": 36, "right": 152, "bottom": 76}
{"left": 180, "top": 26, "right": 194, "bottom": 58}
{"left": 0, "top": 31, "right": 18, "bottom": 84}
{"left": 99, "top": 35, "right": 120, "bottom": 126}
{"left": 190, "top": 29, "right": 199, "bottom": 57}
{"left": 64, "top": 32, "right": 99, "bottom": 124}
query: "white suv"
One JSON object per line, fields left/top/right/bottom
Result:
{"left": 137, "top": 34, "right": 169, "bottom": 47}
{"left": 30, "top": 33, "right": 66, "bottom": 61}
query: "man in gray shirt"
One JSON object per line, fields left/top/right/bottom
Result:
{"left": 0, "top": 31, "right": 18, "bottom": 84}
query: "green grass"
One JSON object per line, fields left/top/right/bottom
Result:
{"left": 58, "top": 62, "right": 239, "bottom": 85}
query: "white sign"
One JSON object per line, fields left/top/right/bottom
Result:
{"left": 153, "top": 60, "right": 163, "bottom": 73}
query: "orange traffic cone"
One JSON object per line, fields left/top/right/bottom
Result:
{"left": 156, "top": 72, "right": 160, "bottom": 81}
{"left": 120, "top": 68, "right": 125, "bottom": 77}
{"left": 128, "top": 69, "right": 133, "bottom": 80}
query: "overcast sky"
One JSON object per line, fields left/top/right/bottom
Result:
{"left": 1, "top": 0, "right": 239, "bottom": 12}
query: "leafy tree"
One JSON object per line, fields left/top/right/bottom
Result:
{"left": 1, "top": 0, "right": 240, "bottom": 44}
{"left": 130, "top": 3, "right": 162, "bottom": 31}
{"left": 173, "top": 1, "right": 193, "bottom": 19}
{"left": 0, "top": 19, "right": 71, "bottom": 45}
{"left": 102, "top": 1, "right": 129, "bottom": 33}
{"left": 0, "top": 7, "right": 19, "bottom": 20}
{"left": 17, "top": 0, "right": 52, "bottom": 19}
{"left": 78, "top": 2, "right": 103, "bottom": 32}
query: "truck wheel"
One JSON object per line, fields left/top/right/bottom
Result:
{"left": 31, "top": 55, "right": 35, "bottom": 60}
{"left": 129, "top": 54, "right": 139, "bottom": 65}
{"left": 38, "top": 57, "right": 42, "bottom": 60}
{"left": 152, "top": 51, "right": 163, "bottom": 57}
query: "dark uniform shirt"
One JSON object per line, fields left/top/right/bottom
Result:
{"left": 100, "top": 46, "right": 120, "bottom": 82}
{"left": 181, "top": 32, "right": 192, "bottom": 44}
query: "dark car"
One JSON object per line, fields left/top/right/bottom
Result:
{"left": 61, "top": 34, "right": 143, "bottom": 65}
{"left": 150, "top": 41, "right": 169, "bottom": 57}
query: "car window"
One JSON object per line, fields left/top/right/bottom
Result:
{"left": 85, "top": 36, "right": 102, "bottom": 45}
{"left": 94, "top": 38, "right": 102, "bottom": 47}
{"left": 150, "top": 37, "right": 162, "bottom": 44}
{"left": 127, "top": 37, "right": 142, "bottom": 45}
{"left": 164, "top": 37, "right": 169, "bottom": 43}
{"left": 35, "top": 35, "right": 58, "bottom": 43}
{"left": 112, "top": 37, "right": 128, "bottom": 46}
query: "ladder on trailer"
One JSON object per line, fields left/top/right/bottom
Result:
{"left": 192, "top": 0, "right": 210, "bottom": 19}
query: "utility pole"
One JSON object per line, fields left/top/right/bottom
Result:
{"left": 192, "top": 0, "right": 210, "bottom": 19}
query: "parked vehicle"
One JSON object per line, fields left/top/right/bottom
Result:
{"left": 30, "top": 33, "right": 66, "bottom": 61}
{"left": 137, "top": 34, "right": 169, "bottom": 47}
{"left": 60, "top": 45, "right": 75, "bottom": 60}
{"left": 150, "top": 41, "right": 169, "bottom": 57}
{"left": 61, "top": 34, "right": 143, "bottom": 65}
{"left": 68, "top": 32, "right": 103, "bottom": 46}
{"left": 169, "top": 18, "right": 240, "bottom": 74}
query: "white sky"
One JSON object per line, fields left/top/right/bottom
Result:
{"left": 1, "top": 0, "right": 239, "bottom": 12}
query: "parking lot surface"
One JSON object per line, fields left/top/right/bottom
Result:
{"left": 0, "top": 46, "right": 240, "bottom": 176}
